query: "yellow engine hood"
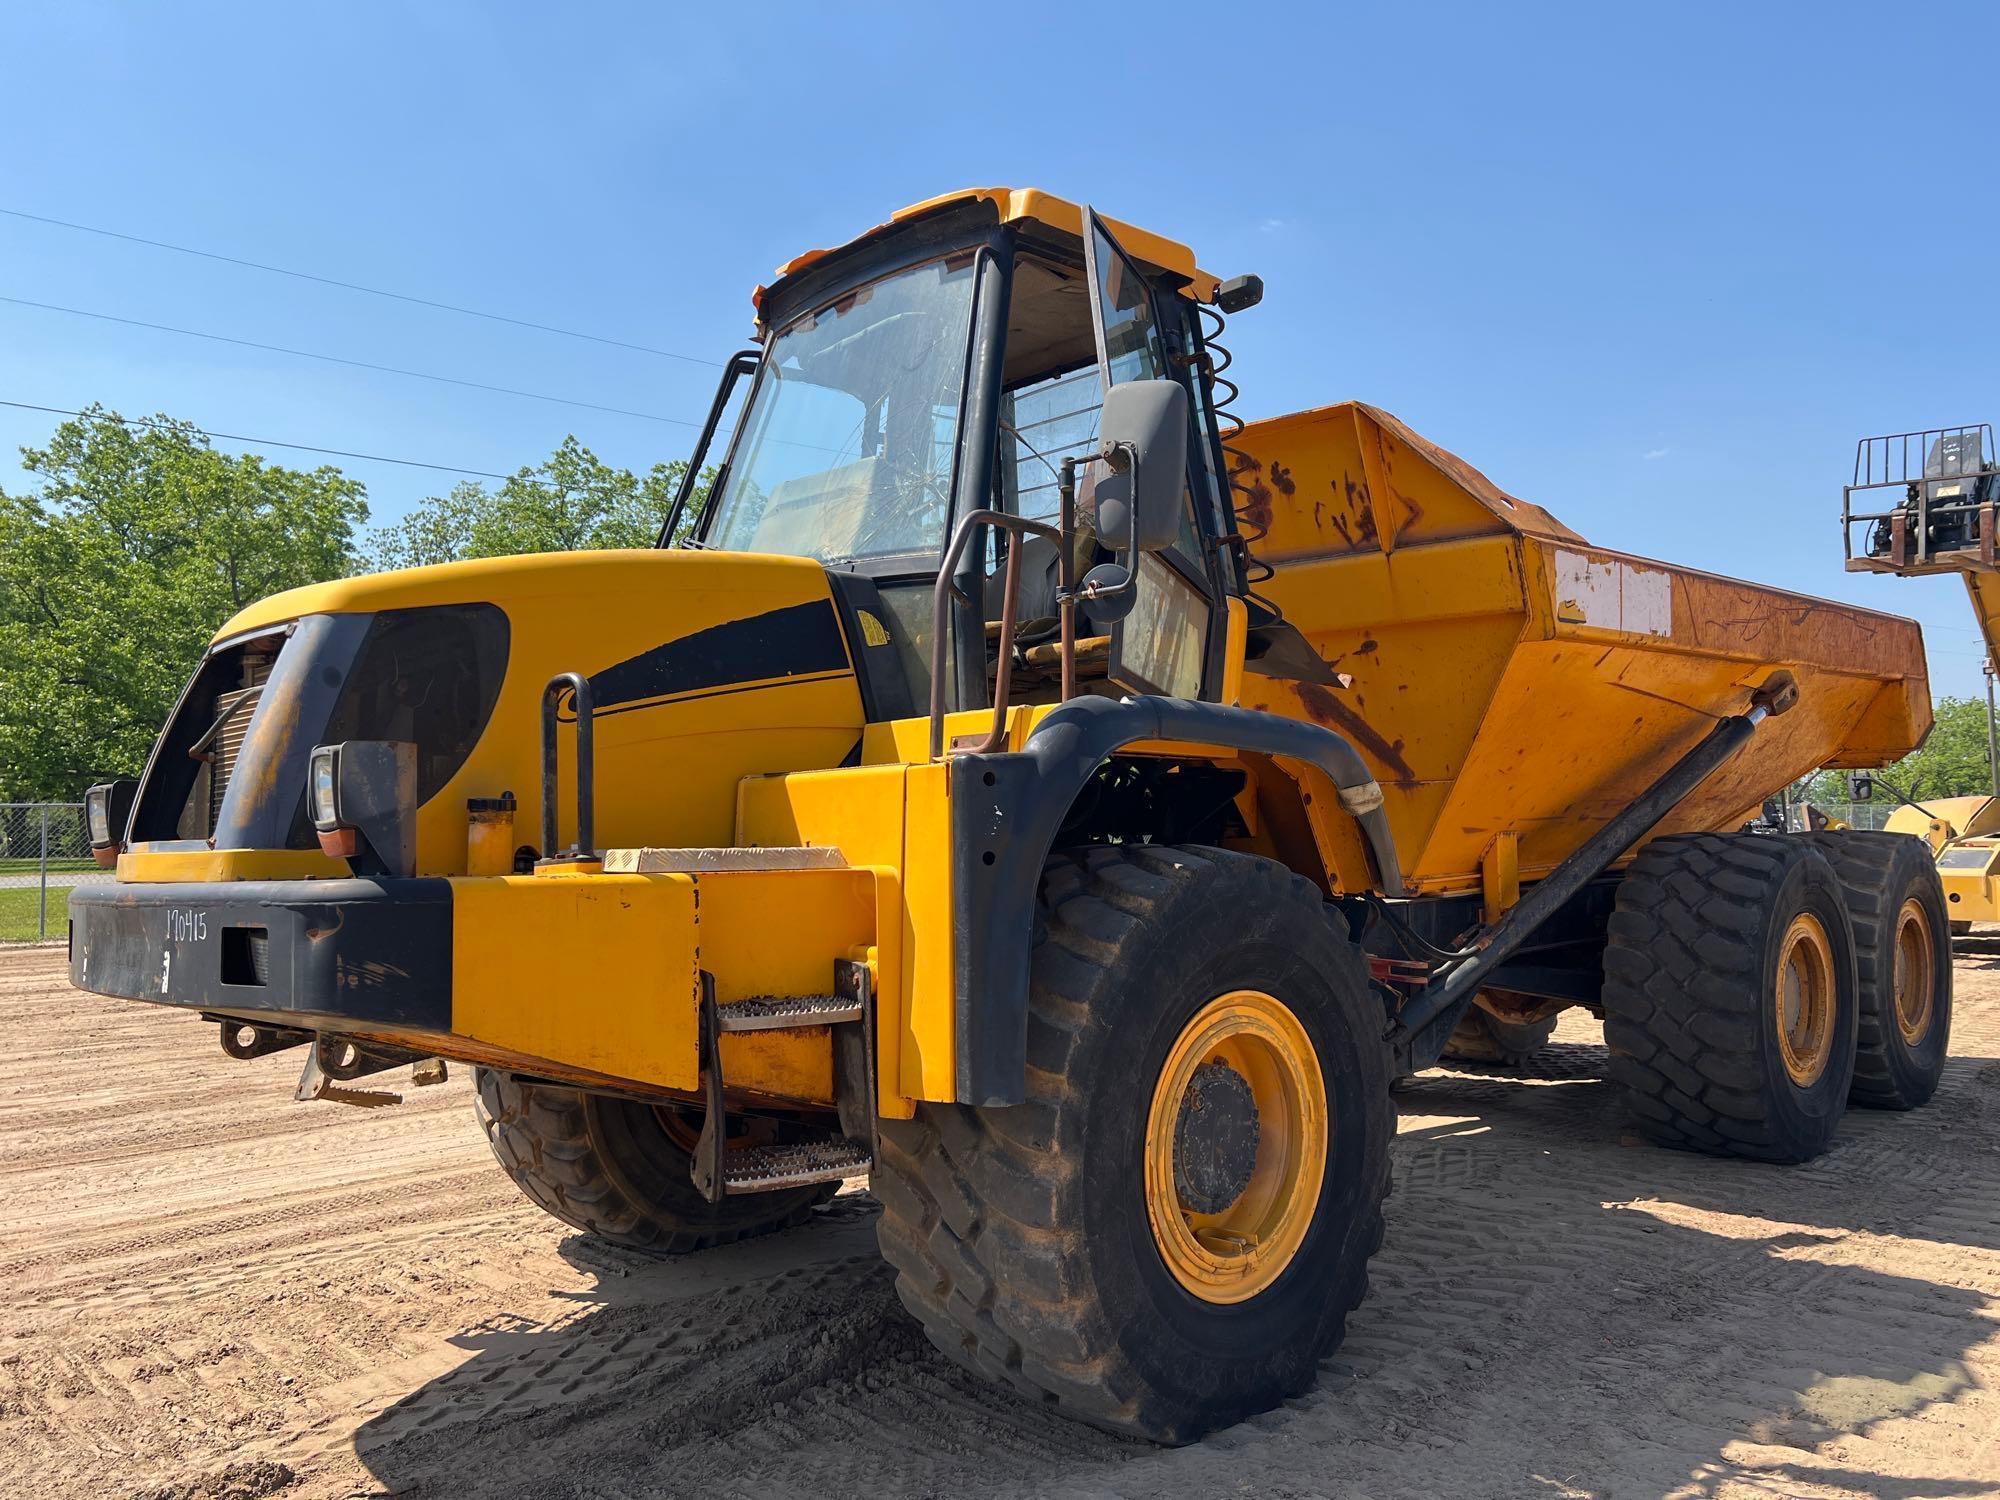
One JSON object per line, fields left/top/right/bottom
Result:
{"left": 146, "top": 549, "right": 869, "bottom": 880}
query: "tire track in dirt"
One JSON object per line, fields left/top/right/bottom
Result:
{"left": 5, "top": 945, "right": 2000, "bottom": 1498}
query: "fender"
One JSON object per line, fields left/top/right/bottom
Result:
{"left": 947, "top": 694, "right": 1404, "bottom": 1105}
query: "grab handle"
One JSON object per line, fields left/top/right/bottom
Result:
{"left": 539, "top": 673, "right": 595, "bottom": 859}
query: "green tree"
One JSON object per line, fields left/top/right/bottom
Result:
{"left": 1801, "top": 694, "right": 1997, "bottom": 808}
{"left": 0, "top": 408, "right": 367, "bottom": 799}
{"left": 366, "top": 435, "right": 709, "bottom": 571}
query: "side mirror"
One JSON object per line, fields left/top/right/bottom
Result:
{"left": 1077, "top": 561, "right": 1137, "bottom": 621}
{"left": 1846, "top": 772, "right": 1874, "bottom": 801}
{"left": 1094, "top": 379, "right": 1188, "bottom": 555}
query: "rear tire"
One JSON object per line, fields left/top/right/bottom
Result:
{"left": 873, "top": 845, "right": 1392, "bottom": 1443}
{"left": 1601, "top": 833, "right": 1858, "bottom": 1163}
{"left": 1803, "top": 832, "right": 1951, "bottom": 1110}
{"left": 474, "top": 1069, "right": 830, "bottom": 1251}
{"left": 1441, "top": 1003, "right": 1559, "bottom": 1067}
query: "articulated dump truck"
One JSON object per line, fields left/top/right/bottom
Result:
{"left": 72, "top": 189, "right": 1944, "bottom": 1442}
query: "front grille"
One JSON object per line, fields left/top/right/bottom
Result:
{"left": 206, "top": 686, "right": 261, "bottom": 830}
{"left": 191, "top": 649, "right": 276, "bottom": 839}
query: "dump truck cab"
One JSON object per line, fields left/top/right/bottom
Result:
{"left": 70, "top": 188, "right": 1950, "bottom": 1444}
{"left": 694, "top": 188, "right": 1252, "bottom": 718}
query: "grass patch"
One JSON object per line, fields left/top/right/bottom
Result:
{"left": 0, "top": 885, "right": 69, "bottom": 942}
{"left": 0, "top": 857, "right": 94, "bottom": 876}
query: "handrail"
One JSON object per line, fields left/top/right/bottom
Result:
{"left": 185, "top": 685, "right": 262, "bottom": 761}
{"left": 927, "top": 509, "right": 1070, "bottom": 760}
{"left": 539, "top": 672, "right": 595, "bottom": 859}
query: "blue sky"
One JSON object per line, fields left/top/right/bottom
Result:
{"left": 2, "top": 2, "right": 1995, "bottom": 696}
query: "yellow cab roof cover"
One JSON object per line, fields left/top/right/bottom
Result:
{"left": 752, "top": 187, "right": 1222, "bottom": 328}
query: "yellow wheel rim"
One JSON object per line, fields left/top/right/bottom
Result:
{"left": 1143, "top": 990, "right": 1327, "bottom": 1305}
{"left": 1892, "top": 897, "right": 1936, "bottom": 1046}
{"left": 1775, "top": 913, "right": 1837, "bottom": 1087}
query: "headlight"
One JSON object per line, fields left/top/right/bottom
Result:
{"left": 306, "top": 741, "right": 416, "bottom": 873}
{"left": 86, "top": 786, "right": 113, "bottom": 847}
{"left": 84, "top": 779, "right": 137, "bottom": 866}
{"left": 309, "top": 745, "right": 342, "bottom": 831}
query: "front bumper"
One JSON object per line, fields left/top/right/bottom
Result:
{"left": 69, "top": 864, "right": 879, "bottom": 1105}
{"left": 68, "top": 878, "right": 452, "bottom": 1032}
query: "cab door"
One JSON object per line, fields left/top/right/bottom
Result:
{"left": 1080, "top": 207, "right": 1224, "bottom": 701}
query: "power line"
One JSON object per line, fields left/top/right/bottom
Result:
{"left": 0, "top": 206, "right": 723, "bottom": 367}
{"left": 0, "top": 399, "right": 512, "bottom": 480}
{"left": 0, "top": 295, "right": 700, "bottom": 430}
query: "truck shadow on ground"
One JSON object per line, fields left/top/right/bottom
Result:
{"left": 350, "top": 1044, "right": 2000, "bottom": 1500}
{"left": 1948, "top": 933, "right": 2000, "bottom": 973}
{"left": 350, "top": 1199, "right": 1137, "bottom": 1499}
{"left": 1407, "top": 1035, "right": 2000, "bottom": 1258}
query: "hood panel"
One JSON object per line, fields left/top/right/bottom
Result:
{"left": 190, "top": 551, "right": 864, "bottom": 876}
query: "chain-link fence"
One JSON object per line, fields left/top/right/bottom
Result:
{"left": 1791, "top": 800, "right": 1897, "bottom": 831}
{"left": 0, "top": 792, "right": 1941, "bottom": 944}
{"left": 0, "top": 803, "right": 113, "bottom": 942}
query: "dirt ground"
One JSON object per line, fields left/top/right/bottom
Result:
{"left": 3, "top": 943, "right": 1998, "bottom": 1500}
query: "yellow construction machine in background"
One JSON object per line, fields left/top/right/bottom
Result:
{"left": 1880, "top": 795, "right": 2000, "bottom": 933}
{"left": 67, "top": 189, "right": 1947, "bottom": 1443}
{"left": 1844, "top": 424, "right": 2000, "bottom": 934}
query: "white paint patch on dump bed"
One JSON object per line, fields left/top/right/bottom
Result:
{"left": 1555, "top": 548, "right": 1673, "bottom": 637}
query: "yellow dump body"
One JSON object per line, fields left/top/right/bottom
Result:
{"left": 1233, "top": 403, "right": 1933, "bottom": 896}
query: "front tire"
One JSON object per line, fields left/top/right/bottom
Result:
{"left": 873, "top": 845, "right": 1392, "bottom": 1443}
{"left": 1602, "top": 833, "right": 1858, "bottom": 1163}
{"left": 474, "top": 1070, "right": 830, "bottom": 1251}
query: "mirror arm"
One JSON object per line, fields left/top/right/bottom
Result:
{"left": 1058, "top": 457, "right": 1078, "bottom": 703}
{"left": 1868, "top": 767, "right": 1940, "bottom": 822}
{"left": 1115, "top": 441, "right": 1141, "bottom": 556}
{"left": 1073, "top": 441, "right": 1142, "bottom": 616}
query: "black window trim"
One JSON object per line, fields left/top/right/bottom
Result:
{"left": 692, "top": 218, "right": 1018, "bottom": 574}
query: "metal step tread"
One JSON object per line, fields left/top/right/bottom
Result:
{"left": 602, "top": 846, "right": 847, "bottom": 874}
{"left": 714, "top": 994, "right": 862, "bottom": 1031}
{"left": 722, "top": 1138, "right": 872, "bottom": 1193}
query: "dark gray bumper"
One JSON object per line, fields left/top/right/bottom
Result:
{"left": 68, "top": 878, "right": 452, "bottom": 1032}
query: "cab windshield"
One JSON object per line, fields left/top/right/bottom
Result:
{"left": 706, "top": 255, "right": 979, "bottom": 561}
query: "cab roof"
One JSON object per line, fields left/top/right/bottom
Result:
{"left": 753, "top": 187, "right": 1222, "bottom": 326}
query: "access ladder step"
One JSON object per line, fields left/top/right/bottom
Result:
{"left": 601, "top": 846, "right": 846, "bottom": 873}
{"left": 713, "top": 994, "right": 863, "bottom": 1032}
{"left": 720, "top": 1139, "right": 872, "bottom": 1194}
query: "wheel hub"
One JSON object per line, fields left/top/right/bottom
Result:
{"left": 1143, "top": 991, "right": 1328, "bottom": 1305}
{"left": 1172, "top": 1061, "right": 1261, "bottom": 1214}
{"left": 1775, "top": 913, "right": 1836, "bottom": 1087}
{"left": 1892, "top": 896, "right": 1936, "bottom": 1045}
